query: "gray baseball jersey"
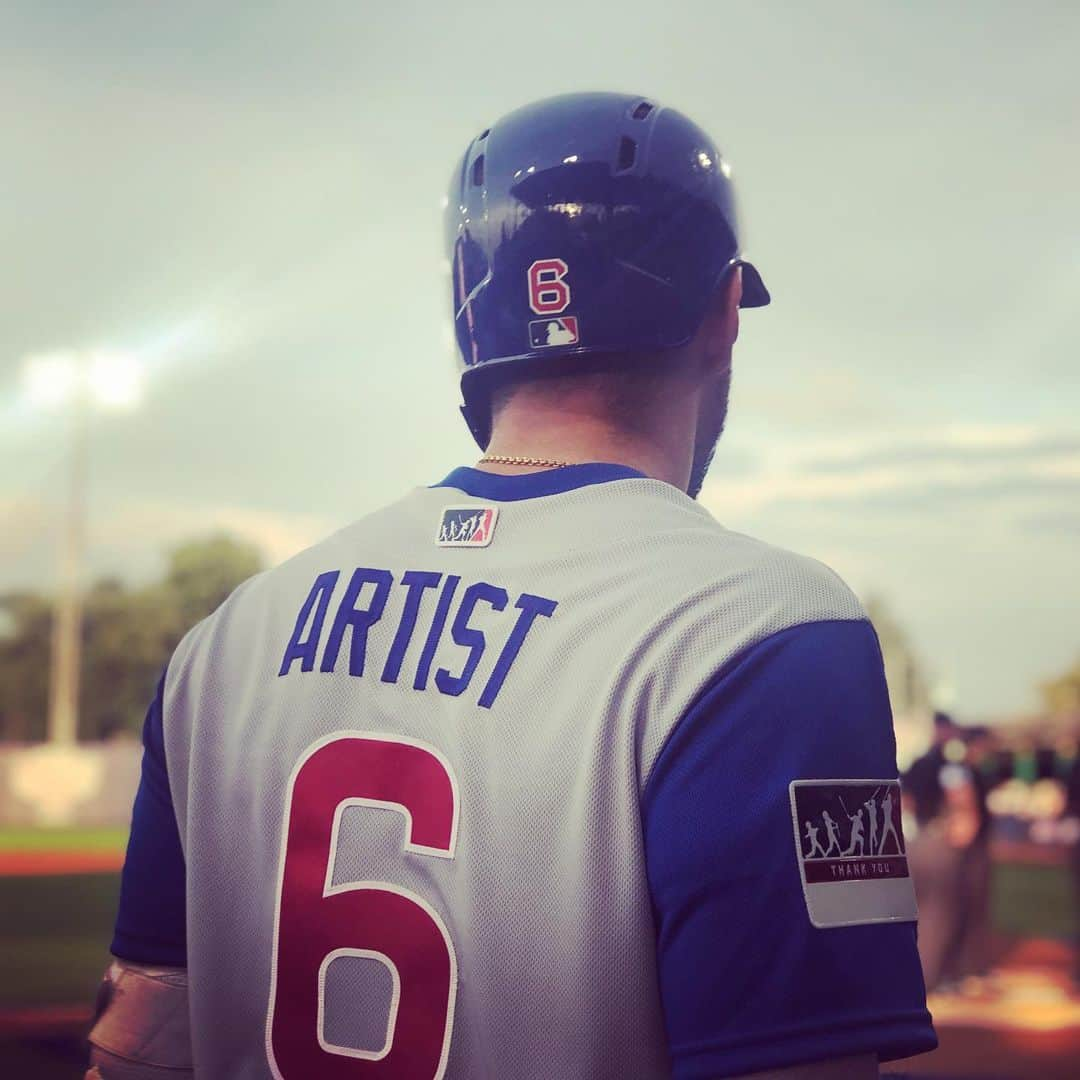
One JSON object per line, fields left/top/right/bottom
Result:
{"left": 111, "top": 463, "right": 935, "bottom": 1078}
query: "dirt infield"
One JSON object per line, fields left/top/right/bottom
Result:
{"left": 883, "top": 937, "right": 1080, "bottom": 1079}
{"left": 0, "top": 1004, "right": 91, "bottom": 1038}
{"left": 0, "top": 850, "right": 124, "bottom": 876}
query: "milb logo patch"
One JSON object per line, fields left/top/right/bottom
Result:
{"left": 789, "top": 779, "right": 917, "bottom": 928}
{"left": 528, "top": 316, "right": 579, "bottom": 348}
{"left": 436, "top": 506, "right": 498, "bottom": 547}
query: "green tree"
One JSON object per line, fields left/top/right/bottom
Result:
{"left": 163, "top": 533, "right": 264, "bottom": 634}
{"left": 863, "top": 594, "right": 931, "bottom": 715}
{"left": 1041, "top": 655, "right": 1080, "bottom": 716}
{"left": 0, "top": 533, "right": 264, "bottom": 742}
{"left": 78, "top": 578, "right": 179, "bottom": 740}
{"left": 0, "top": 591, "right": 53, "bottom": 742}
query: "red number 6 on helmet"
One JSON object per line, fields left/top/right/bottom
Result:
{"left": 527, "top": 259, "right": 571, "bottom": 315}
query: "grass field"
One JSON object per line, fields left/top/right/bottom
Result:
{"left": 0, "top": 826, "right": 128, "bottom": 853}
{"left": 0, "top": 873, "right": 120, "bottom": 1009}
{"left": 0, "top": 852, "right": 1073, "bottom": 1013}
{"left": 0, "top": 841, "right": 1074, "bottom": 1078}
{"left": 993, "top": 861, "right": 1077, "bottom": 942}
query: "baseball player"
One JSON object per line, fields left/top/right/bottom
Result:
{"left": 88, "top": 93, "right": 936, "bottom": 1078}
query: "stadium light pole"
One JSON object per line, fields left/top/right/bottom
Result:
{"left": 49, "top": 368, "right": 88, "bottom": 745}
{"left": 22, "top": 349, "right": 144, "bottom": 744}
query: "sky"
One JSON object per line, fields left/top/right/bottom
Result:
{"left": 1, "top": 1, "right": 1077, "bottom": 717}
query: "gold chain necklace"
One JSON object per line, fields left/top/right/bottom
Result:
{"left": 477, "top": 454, "right": 571, "bottom": 469}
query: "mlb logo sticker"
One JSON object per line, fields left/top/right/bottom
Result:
{"left": 789, "top": 779, "right": 917, "bottom": 928}
{"left": 529, "top": 316, "right": 579, "bottom": 348}
{"left": 437, "top": 506, "right": 499, "bottom": 547}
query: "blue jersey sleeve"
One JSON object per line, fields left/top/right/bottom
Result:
{"left": 110, "top": 671, "right": 187, "bottom": 966}
{"left": 643, "top": 619, "right": 936, "bottom": 1078}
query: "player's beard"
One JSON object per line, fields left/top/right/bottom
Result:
{"left": 687, "top": 366, "right": 731, "bottom": 500}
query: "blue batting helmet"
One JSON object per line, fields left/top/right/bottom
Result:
{"left": 446, "top": 91, "right": 770, "bottom": 448}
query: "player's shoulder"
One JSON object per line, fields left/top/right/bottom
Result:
{"left": 642, "top": 489, "right": 866, "bottom": 631}
{"left": 662, "top": 520, "right": 867, "bottom": 678}
{"left": 627, "top": 499, "right": 873, "bottom": 777}
{"left": 708, "top": 524, "right": 864, "bottom": 624}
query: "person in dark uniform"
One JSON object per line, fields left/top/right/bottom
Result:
{"left": 904, "top": 713, "right": 960, "bottom": 991}
{"left": 1063, "top": 738, "right": 1080, "bottom": 987}
{"left": 952, "top": 726, "right": 997, "bottom": 985}
{"left": 904, "top": 712, "right": 953, "bottom": 829}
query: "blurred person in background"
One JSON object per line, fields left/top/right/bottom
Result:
{"left": 904, "top": 712, "right": 961, "bottom": 991}
{"left": 904, "top": 712, "right": 997, "bottom": 993}
{"left": 1064, "top": 735, "right": 1080, "bottom": 986}
{"left": 904, "top": 712, "right": 954, "bottom": 829}
{"left": 951, "top": 727, "right": 996, "bottom": 989}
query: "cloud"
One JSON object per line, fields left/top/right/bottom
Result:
{"left": 0, "top": 496, "right": 53, "bottom": 585}
{"left": 733, "top": 364, "right": 898, "bottom": 432}
{"left": 706, "top": 425, "right": 1080, "bottom": 516}
{"left": 1, "top": 497, "right": 340, "bottom": 592}
{"left": 805, "top": 431, "right": 1080, "bottom": 473}
{"left": 92, "top": 500, "right": 339, "bottom": 571}
{"left": 1021, "top": 509, "right": 1080, "bottom": 537}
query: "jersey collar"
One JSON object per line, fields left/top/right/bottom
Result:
{"left": 432, "top": 463, "right": 646, "bottom": 502}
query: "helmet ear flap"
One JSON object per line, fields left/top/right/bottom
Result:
{"left": 737, "top": 260, "right": 771, "bottom": 308}
{"left": 460, "top": 363, "right": 522, "bottom": 451}
{"left": 460, "top": 400, "right": 491, "bottom": 451}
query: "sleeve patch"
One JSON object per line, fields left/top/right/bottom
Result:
{"left": 789, "top": 779, "right": 918, "bottom": 929}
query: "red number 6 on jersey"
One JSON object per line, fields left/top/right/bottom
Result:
{"left": 266, "top": 732, "right": 459, "bottom": 1079}
{"left": 527, "top": 258, "right": 571, "bottom": 314}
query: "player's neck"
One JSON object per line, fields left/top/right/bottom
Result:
{"left": 478, "top": 405, "right": 695, "bottom": 491}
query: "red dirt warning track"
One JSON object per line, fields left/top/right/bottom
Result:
{"left": 0, "top": 1004, "right": 91, "bottom": 1037}
{"left": 0, "top": 850, "right": 124, "bottom": 876}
